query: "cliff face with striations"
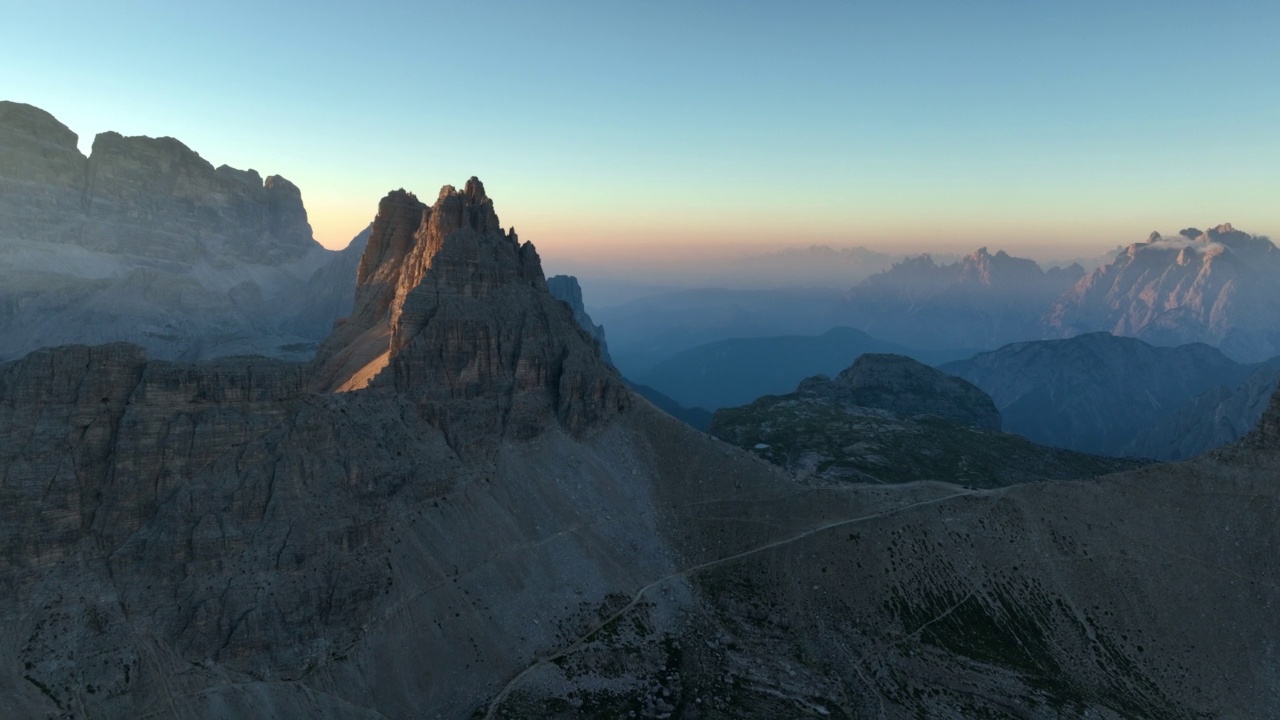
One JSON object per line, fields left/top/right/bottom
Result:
{"left": 1044, "top": 225, "right": 1280, "bottom": 362}
{"left": 0, "top": 100, "right": 363, "bottom": 362}
{"left": 546, "top": 274, "right": 611, "bottom": 364}
{"left": 313, "top": 179, "right": 629, "bottom": 445}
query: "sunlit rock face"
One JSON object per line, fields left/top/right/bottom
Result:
{"left": 0, "top": 100, "right": 361, "bottom": 362}
{"left": 312, "top": 178, "right": 629, "bottom": 446}
{"left": 1044, "top": 224, "right": 1280, "bottom": 362}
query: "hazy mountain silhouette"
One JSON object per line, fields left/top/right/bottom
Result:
{"left": 941, "top": 332, "right": 1257, "bottom": 456}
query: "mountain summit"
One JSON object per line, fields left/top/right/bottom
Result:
{"left": 312, "top": 178, "right": 628, "bottom": 445}
{"left": 1045, "top": 224, "right": 1280, "bottom": 361}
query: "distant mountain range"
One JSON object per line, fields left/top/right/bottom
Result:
{"left": 637, "top": 326, "right": 977, "bottom": 410}
{"left": 1126, "top": 358, "right": 1280, "bottom": 460}
{"left": 844, "top": 247, "right": 1085, "bottom": 350}
{"left": 593, "top": 287, "right": 850, "bottom": 376}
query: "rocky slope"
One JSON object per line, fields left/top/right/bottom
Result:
{"left": 627, "top": 381, "right": 714, "bottom": 431}
{"left": 1, "top": 180, "right": 1277, "bottom": 719}
{"left": 0, "top": 100, "right": 361, "bottom": 361}
{"left": 1045, "top": 225, "right": 1280, "bottom": 362}
{"left": 710, "top": 354, "right": 1141, "bottom": 486}
{"left": 941, "top": 332, "right": 1256, "bottom": 456}
{"left": 845, "top": 247, "right": 1083, "bottom": 350}
{"left": 1126, "top": 356, "right": 1280, "bottom": 460}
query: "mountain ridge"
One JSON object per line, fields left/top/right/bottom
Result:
{"left": 0, "top": 100, "right": 362, "bottom": 362}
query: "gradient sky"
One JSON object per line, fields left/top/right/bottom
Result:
{"left": 3, "top": 1, "right": 1277, "bottom": 263}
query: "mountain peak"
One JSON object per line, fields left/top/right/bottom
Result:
{"left": 0, "top": 100, "right": 80, "bottom": 151}
{"left": 464, "top": 175, "right": 488, "bottom": 202}
{"left": 834, "top": 353, "right": 1001, "bottom": 430}
{"left": 313, "top": 179, "right": 627, "bottom": 447}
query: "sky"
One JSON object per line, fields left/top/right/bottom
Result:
{"left": 2, "top": 0, "right": 1277, "bottom": 266}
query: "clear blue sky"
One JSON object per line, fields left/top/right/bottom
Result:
{"left": 2, "top": 0, "right": 1277, "bottom": 260}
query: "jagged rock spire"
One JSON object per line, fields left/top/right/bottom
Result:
{"left": 312, "top": 179, "right": 628, "bottom": 447}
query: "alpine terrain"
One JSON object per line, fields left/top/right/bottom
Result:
{"left": 0, "top": 176, "right": 1277, "bottom": 719}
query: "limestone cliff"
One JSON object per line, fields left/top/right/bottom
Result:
{"left": 313, "top": 179, "right": 629, "bottom": 444}
{"left": 0, "top": 100, "right": 362, "bottom": 361}
{"left": 546, "top": 274, "right": 611, "bottom": 364}
{"left": 1044, "top": 224, "right": 1280, "bottom": 362}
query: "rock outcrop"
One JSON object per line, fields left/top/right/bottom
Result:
{"left": 313, "top": 179, "right": 629, "bottom": 445}
{"left": 546, "top": 274, "right": 611, "bottom": 363}
{"left": 1044, "top": 224, "right": 1280, "bottom": 362}
{"left": 0, "top": 100, "right": 362, "bottom": 361}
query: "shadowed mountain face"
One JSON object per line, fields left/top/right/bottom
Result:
{"left": 711, "top": 354, "right": 1143, "bottom": 486}
{"left": 0, "top": 101, "right": 363, "bottom": 362}
{"left": 310, "top": 180, "right": 629, "bottom": 446}
{"left": 1126, "top": 357, "right": 1280, "bottom": 461}
{"left": 941, "top": 333, "right": 1256, "bottom": 457}
{"left": 1045, "top": 226, "right": 1280, "bottom": 362}
{"left": 2, "top": 180, "right": 1278, "bottom": 719}
{"left": 546, "top": 274, "right": 611, "bottom": 364}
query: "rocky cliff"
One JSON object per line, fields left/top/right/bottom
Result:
{"left": 312, "top": 179, "right": 629, "bottom": 446}
{"left": 1044, "top": 225, "right": 1280, "bottom": 362}
{"left": 0, "top": 100, "right": 362, "bottom": 361}
{"left": 546, "top": 274, "right": 611, "bottom": 364}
